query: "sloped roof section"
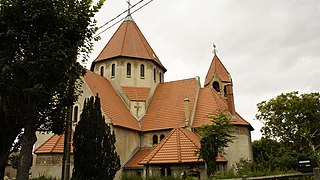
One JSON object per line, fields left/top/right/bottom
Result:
{"left": 140, "top": 78, "right": 199, "bottom": 131}
{"left": 93, "top": 19, "right": 166, "bottom": 71}
{"left": 122, "top": 86, "right": 150, "bottom": 101}
{"left": 34, "top": 133, "right": 74, "bottom": 154}
{"left": 83, "top": 70, "right": 140, "bottom": 130}
{"left": 205, "top": 55, "right": 231, "bottom": 86}
{"left": 192, "top": 88, "right": 253, "bottom": 130}
{"left": 139, "top": 128, "right": 202, "bottom": 165}
{"left": 124, "top": 147, "right": 153, "bottom": 169}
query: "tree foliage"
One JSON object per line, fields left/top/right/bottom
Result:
{"left": 197, "top": 112, "right": 234, "bottom": 177}
{"left": 72, "top": 96, "right": 120, "bottom": 180}
{"left": 0, "top": 0, "right": 104, "bottom": 179}
{"left": 252, "top": 138, "right": 307, "bottom": 171}
{"left": 256, "top": 91, "right": 320, "bottom": 163}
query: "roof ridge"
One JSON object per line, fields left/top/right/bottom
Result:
{"left": 163, "top": 77, "right": 196, "bottom": 84}
{"left": 140, "top": 128, "right": 177, "bottom": 164}
{"left": 177, "top": 129, "right": 182, "bottom": 163}
{"left": 33, "top": 134, "right": 55, "bottom": 153}
{"left": 51, "top": 134, "right": 63, "bottom": 153}
{"left": 215, "top": 55, "right": 230, "bottom": 76}
{"left": 210, "top": 88, "right": 223, "bottom": 110}
{"left": 120, "top": 20, "right": 129, "bottom": 55}
{"left": 134, "top": 21, "right": 156, "bottom": 62}
{"left": 179, "top": 128, "right": 200, "bottom": 149}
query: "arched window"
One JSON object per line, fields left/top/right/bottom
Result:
{"left": 100, "top": 66, "right": 104, "bottom": 77}
{"left": 212, "top": 81, "right": 220, "bottom": 92}
{"left": 153, "top": 68, "right": 156, "bottom": 82}
{"left": 127, "top": 63, "right": 131, "bottom": 76}
{"left": 152, "top": 135, "right": 158, "bottom": 145}
{"left": 73, "top": 106, "right": 79, "bottom": 123}
{"left": 111, "top": 64, "right": 115, "bottom": 77}
{"left": 159, "top": 72, "right": 162, "bottom": 83}
{"left": 140, "top": 64, "right": 145, "bottom": 78}
{"left": 160, "top": 134, "right": 165, "bottom": 141}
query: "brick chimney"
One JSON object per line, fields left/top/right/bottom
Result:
{"left": 225, "top": 84, "right": 236, "bottom": 119}
{"left": 184, "top": 98, "right": 190, "bottom": 127}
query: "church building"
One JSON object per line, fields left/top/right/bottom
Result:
{"left": 31, "top": 14, "right": 253, "bottom": 179}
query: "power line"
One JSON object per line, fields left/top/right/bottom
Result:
{"left": 98, "top": 0, "right": 145, "bottom": 30}
{"left": 95, "top": 0, "right": 154, "bottom": 37}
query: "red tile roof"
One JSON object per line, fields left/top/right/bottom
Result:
{"left": 122, "top": 86, "right": 150, "bottom": 101}
{"left": 193, "top": 88, "right": 227, "bottom": 127}
{"left": 124, "top": 147, "right": 153, "bottom": 169}
{"left": 34, "top": 133, "right": 74, "bottom": 154}
{"left": 216, "top": 155, "right": 228, "bottom": 163}
{"left": 140, "top": 78, "right": 199, "bottom": 131}
{"left": 83, "top": 70, "right": 140, "bottom": 130}
{"left": 193, "top": 88, "right": 253, "bottom": 129}
{"left": 92, "top": 19, "right": 166, "bottom": 71}
{"left": 205, "top": 55, "right": 231, "bottom": 86}
{"left": 139, "top": 128, "right": 202, "bottom": 165}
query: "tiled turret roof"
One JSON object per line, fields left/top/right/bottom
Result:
{"left": 92, "top": 18, "right": 166, "bottom": 71}
{"left": 205, "top": 55, "right": 231, "bottom": 86}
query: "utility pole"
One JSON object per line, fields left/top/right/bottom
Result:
{"left": 62, "top": 106, "right": 72, "bottom": 180}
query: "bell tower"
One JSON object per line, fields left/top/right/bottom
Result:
{"left": 204, "top": 50, "right": 237, "bottom": 118}
{"left": 89, "top": 12, "right": 166, "bottom": 119}
{"left": 204, "top": 53, "right": 232, "bottom": 98}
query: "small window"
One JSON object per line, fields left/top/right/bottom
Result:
{"left": 127, "top": 63, "right": 131, "bottom": 76}
{"left": 159, "top": 72, "right": 162, "bottom": 83}
{"left": 100, "top": 66, "right": 104, "bottom": 77}
{"left": 73, "top": 106, "right": 79, "bottom": 123}
{"left": 152, "top": 135, "right": 158, "bottom": 145}
{"left": 153, "top": 68, "right": 156, "bottom": 82}
{"left": 111, "top": 64, "right": 115, "bottom": 77}
{"left": 160, "top": 134, "right": 165, "bottom": 141}
{"left": 224, "top": 85, "right": 227, "bottom": 97}
{"left": 140, "top": 64, "right": 145, "bottom": 78}
{"left": 212, "top": 81, "right": 220, "bottom": 92}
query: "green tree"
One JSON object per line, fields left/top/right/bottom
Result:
{"left": 256, "top": 92, "right": 320, "bottom": 164}
{"left": 0, "top": 0, "right": 104, "bottom": 179}
{"left": 72, "top": 96, "right": 120, "bottom": 180}
{"left": 252, "top": 138, "right": 306, "bottom": 171}
{"left": 197, "top": 112, "right": 235, "bottom": 178}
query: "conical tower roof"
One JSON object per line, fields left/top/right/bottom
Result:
{"left": 92, "top": 16, "right": 166, "bottom": 71}
{"left": 204, "top": 54, "right": 231, "bottom": 86}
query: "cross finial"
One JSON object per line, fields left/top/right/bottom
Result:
{"left": 126, "top": 0, "right": 131, "bottom": 16}
{"left": 213, "top": 43, "right": 217, "bottom": 55}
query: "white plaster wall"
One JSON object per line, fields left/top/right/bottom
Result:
{"left": 31, "top": 154, "right": 74, "bottom": 179}
{"left": 93, "top": 58, "right": 164, "bottom": 88}
{"left": 113, "top": 127, "right": 140, "bottom": 179}
{"left": 141, "top": 129, "right": 171, "bottom": 147}
{"left": 224, "top": 126, "right": 253, "bottom": 170}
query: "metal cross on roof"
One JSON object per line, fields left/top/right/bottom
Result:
{"left": 213, "top": 43, "right": 218, "bottom": 55}
{"left": 126, "top": 0, "right": 132, "bottom": 16}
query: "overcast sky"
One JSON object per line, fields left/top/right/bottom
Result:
{"left": 87, "top": 0, "right": 320, "bottom": 141}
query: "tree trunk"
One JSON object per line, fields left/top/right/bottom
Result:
{"left": 0, "top": 161, "right": 5, "bottom": 180}
{"left": 16, "top": 122, "right": 37, "bottom": 180}
{"left": 16, "top": 96, "right": 37, "bottom": 180}
{"left": 0, "top": 130, "right": 18, "bottom": 180}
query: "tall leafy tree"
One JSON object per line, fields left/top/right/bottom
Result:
{"left": 0, "top": 0, "right": 104, "bottom": 179}
{"left": 73, "top": 96, "right": 120, "bottom": 180}
{"left": 197, "top": 112, "right": 234, "bottom": 178}
{"left": 252, "top": 137, "right": 306, "bottom": 171}
{"left": 256, "top": 91, "right": 320, "bottom": 164}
